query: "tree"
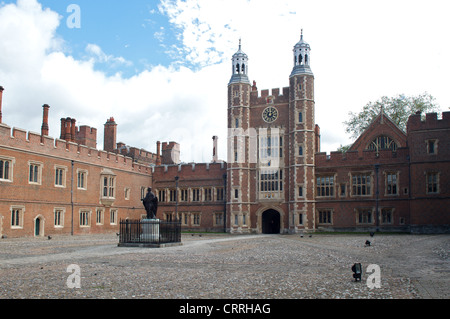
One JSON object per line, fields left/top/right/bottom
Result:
{"left": 337, "top": 144, "right": 351, "bottom": 153}
{"left": 344, "top": 92, "right": 441, "bottom": 140}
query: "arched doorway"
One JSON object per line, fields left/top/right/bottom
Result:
{"left": 262, "top": 209, "right": 280, "bottom": 234}
{"left": 34, "top": 216, "right": 44, "bottom": 237}
{"left": 35, "top": 218, "right": 40, "bottom": 236}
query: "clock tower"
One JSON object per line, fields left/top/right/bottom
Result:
{"left": 226, "top": 32, "right": 316, "bottom": 234}
{"left": 227, "top": 40, "right": 252, "bottom": 233}
{"left": 288, "top": 30, "right": 316, "bottom": 232}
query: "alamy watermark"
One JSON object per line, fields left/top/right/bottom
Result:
{"left": 366, "top": 264, "right": 381, "bottom": 289}
{"left": 66, "top": 264, "right": 81, "bottom": 289}
{"left": 66, "top": 4, "right": 81, "bottom": 29}
{"left": 228, "top": 127, "right": 281, "bottom": 168}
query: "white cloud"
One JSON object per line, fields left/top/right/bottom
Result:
{"left": 85, "top": 43, "right": 133, "bottom": 68}
{"left": 0, "top": 0, "right": 449, "bottom": 164}
{"left": 0, "top": 0, "right": 228, "bottom": 162}
{"left": 0, "top": 0, "right": 59, "bottom": 74}
{"left": 154, "top": 26, "right": 165, "bottom": 43}
{"left": 0, "top": 0, "right": 62, "bottom": 125}
{"left": 159, "top": 0, "right": 450, "bottom": 153}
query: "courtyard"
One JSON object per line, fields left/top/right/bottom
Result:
{"left": 0, "top": 232, "right": 448, "bottom": 300}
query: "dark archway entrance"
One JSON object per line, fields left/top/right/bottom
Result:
{"left": 35, "top": 218, "right": 41, "bottom": 237}
{"left": 262, "top": 210, "right": 280, "bottom": 234}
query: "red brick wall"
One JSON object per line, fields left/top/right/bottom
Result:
{"left": 0, "top": 123, "right": 151, "bottom": 238}
{"left": 152, "top": 163, "right": 227, "bottom": 232}
{"left": 407, "top": 112, "right": 450, "bottom": 232}
{"left": 75, "top": 125, "right": 97, "bottom": 149}
{"left": 315, "top": 150, "right": 411, "bottom": 231}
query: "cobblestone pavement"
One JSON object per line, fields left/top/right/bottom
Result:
{"left": 0, "top": 233, "right": 448, "bottom": 299}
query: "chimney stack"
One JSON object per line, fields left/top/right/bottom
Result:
{"left": 60, "top": 117, "right": 76, "bottom": 142}
{"left": 71, "top": 118, "right": 76, "bottom": 142}
{"left": 103, "top": 117, "right": 117, "bottom": 152}
{"left": 60, "top": 118, "right": 66, "bottom": 140}
{"left": 315, "top": 124, "right": 321, "bottom": 153}
{"left": 212, "top": 136, "right": 218, "bottom": 163}
{"left": 0, "top": 86, "right": 4, "bottom": 124}
{"left": 41, "top": 104, "right": 50, "bottom": 137}
{"left": 64, "top": 117, "right": 72, "bottom": 141}
{"left": 156, "top": 141, "right": 161, "bottom": 165}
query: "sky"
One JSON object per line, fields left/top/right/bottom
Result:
{"left": 0, "top": 0, "right": 449, "bottom": 163}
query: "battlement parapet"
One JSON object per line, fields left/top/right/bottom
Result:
{"left": 0, "top": 123, "right": 152, "bottom": 174}
{"left": 161, "top": 141, "right": 180, "bottom": 165}
{"left": 12, "top": 127, "right": 27, "bottom": 139}
{"left": 315, "top": 147, "right": 409, "bottom": 167}
{"left": 77, "top": 144, "right": 90, "bottom": 156}
{"left": 152, "top": 161, "right": 227, "bottom": 177}
{"left": 0, "top": 123, "right": 11, "bottom": 137}
{"left": 162, "top": 141, "right": 179, "bottom": 150}
{"left": 27, "top": 131, "right": 42, "bottom": 144}
{"left": 67, "top": 141, "right": 78, "bottom": 152}
{"left": 116, "top": 144, "right": 159, "bottom": 162}
{"left": 251, "top": 87, "right": 290, "bottom": 105}
{"left": 407, "top": 111, "right": 450, "bottom": 132}
{"left": 76, "top": 125, "right": 97, "bottom": 135}
{"left": 132, "top": 161, "right": 152, "bottom": 174}
{"left": 75, "top": 125, "right": 97, "bottom": 148}
{"left": 132, "top": 147, "right": 159, "bottom": 161}
{"left": 41, "top": 135, "right": 54, "bottom": 148}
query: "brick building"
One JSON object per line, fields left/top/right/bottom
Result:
{"left": 0, "top": 111, "right": 153, "bottom": 238}
{"left": 146, "top": 32, "right": 449, "bottom": 235}
{"left": 225, "top": 34, "right": 317, "bottom": 234}
{"left": 0, "top": 32, "right": 448, "bottom": 238}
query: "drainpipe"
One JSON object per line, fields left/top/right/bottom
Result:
{"left": 375, "top": 164, "right": 380, "bottom": 232}
{"left": 71, "top": 160, "right": 74, "bottom": 236}
{"left": 175, "top": 176, "right": 179, "bottom": 221}
{"left": 223, "top": 173, "right": 227, "bottom": 233}
{"left": 407, "top": 155, "right": 412, "bottom": 233}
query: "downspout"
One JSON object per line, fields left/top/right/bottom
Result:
{"left": 223, "top": 173, "right": 227, "bottom": 233}
{"left": 175, "top": 176, "right": 179, "bottom": 220}
{"left": 407, "top": 155, "right": 412, "bottom": 233}
{"left": 71, "top": 160, "right": 74, "bottom": 236}
{"left": 375, "top": 164, "right": 380, "bottom": 232}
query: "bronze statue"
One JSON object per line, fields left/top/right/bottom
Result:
{"left": 142, "top": 187, "right": 158, "bottom": 219}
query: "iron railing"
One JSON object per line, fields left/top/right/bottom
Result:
{"left": 119, "top": 219, "right": 181, "bottom": 245}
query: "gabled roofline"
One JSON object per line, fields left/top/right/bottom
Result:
{"left": 348, "top": 110, "right": 407, "bottom": 152}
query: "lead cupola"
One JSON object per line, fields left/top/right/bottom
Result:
{"left": 290, "top": 30, "right": 313, "bottom": 77}
{"left": 229, "top": 39, "right": 250, "bottom": 85}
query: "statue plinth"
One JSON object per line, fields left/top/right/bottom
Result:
{"left": 140, "top": 219, "right": 160, "bottom": 242}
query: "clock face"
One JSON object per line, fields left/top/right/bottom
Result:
{"left": 262, "top": 106, "right": 279, "bottom": 123}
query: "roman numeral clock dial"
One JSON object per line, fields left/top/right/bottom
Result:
{"left": 262, "top": 106, "right": 279, "bottom": 123}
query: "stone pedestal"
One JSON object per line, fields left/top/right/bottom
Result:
{"left": 140, "top": 219, "right": 160, "bottom": 242}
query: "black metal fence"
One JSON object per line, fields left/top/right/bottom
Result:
{"left": 118, "top": 219, "right": 181, "bottom": 246}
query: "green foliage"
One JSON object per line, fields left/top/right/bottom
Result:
{"left": 337, "top": 144, "right": 351, "bottom": 153}
{"left": 344, "top": 92, "right": 441, "bottom": 140}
